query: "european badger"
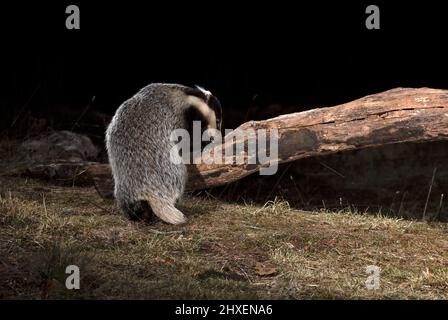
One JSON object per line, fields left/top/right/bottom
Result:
{"left": 106, "top": 83, "right": 222, "bottom": 224}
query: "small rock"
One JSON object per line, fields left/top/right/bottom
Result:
{"left": 18, "top": 130, "right": 98, "bottom": 164}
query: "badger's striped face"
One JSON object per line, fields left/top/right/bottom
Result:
{"left": 207, "top": 93, "right": 222, "bottom": 131}
{"left": 184, "top": 85, "right": 222, "bottom": 131}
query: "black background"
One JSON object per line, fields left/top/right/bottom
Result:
{"left": 1, "top": 1, "right": 447, "bottom": 128}
{"left": 1, "top": 300, "right": 447, "bottom": 319}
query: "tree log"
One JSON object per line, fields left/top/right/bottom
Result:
{"left": 87, "top": 87, "right": 448, "bottom": 199}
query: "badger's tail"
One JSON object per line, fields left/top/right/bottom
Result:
{"left": 146, "top": 194, "right": 187, "bottom": 225}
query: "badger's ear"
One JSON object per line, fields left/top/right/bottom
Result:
{"left": 195, "top": 85, "right": 212, "bottom": 98}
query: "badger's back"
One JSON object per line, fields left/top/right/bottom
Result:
{"left": 106, "top": 83, "right": 189, "bottom": 224}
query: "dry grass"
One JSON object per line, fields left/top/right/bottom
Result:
{"left": 0, "top": 176, "right": 447, "bottom": 299}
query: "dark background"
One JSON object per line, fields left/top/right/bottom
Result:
{"left": 1, "top": 1, "right": 447, "bottom": 131}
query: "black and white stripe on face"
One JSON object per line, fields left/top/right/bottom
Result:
{"left": 182, "top": 86, "right": 222, "bottom": 131}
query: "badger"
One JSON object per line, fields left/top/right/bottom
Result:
{"left": 105, "top": 83, "right": 222, "bottom": 224}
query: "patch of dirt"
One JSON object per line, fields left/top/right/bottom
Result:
{"left": 200, "top": 239, "right": 277, "bottom": 281}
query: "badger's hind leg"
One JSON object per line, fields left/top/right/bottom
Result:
{"left": 117, "top": 198, "right": 156, "bottom": 222}
{"left": 144, "top": 193, "right": 187, "bottom": 225}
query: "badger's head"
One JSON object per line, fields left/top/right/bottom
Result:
{"left": 184, "top": 85, "right": 222, "bottom": 132}
{"left": 182, "top": 85, "right": 222, "bottom": 156}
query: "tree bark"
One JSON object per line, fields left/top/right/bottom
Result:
{"left": 87, "top": 87, "right": 448, "bottom": 199}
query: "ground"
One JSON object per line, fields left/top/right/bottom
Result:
{"left": 1, "top": 175, "right": 447, "bottom": 299}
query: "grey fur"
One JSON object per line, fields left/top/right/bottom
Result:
{"left": 106, "top": 83, "right": 219, "bottom": 224}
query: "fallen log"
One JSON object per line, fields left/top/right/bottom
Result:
{"left": 87, "top": 87, "right": 448, "bottom": 199}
